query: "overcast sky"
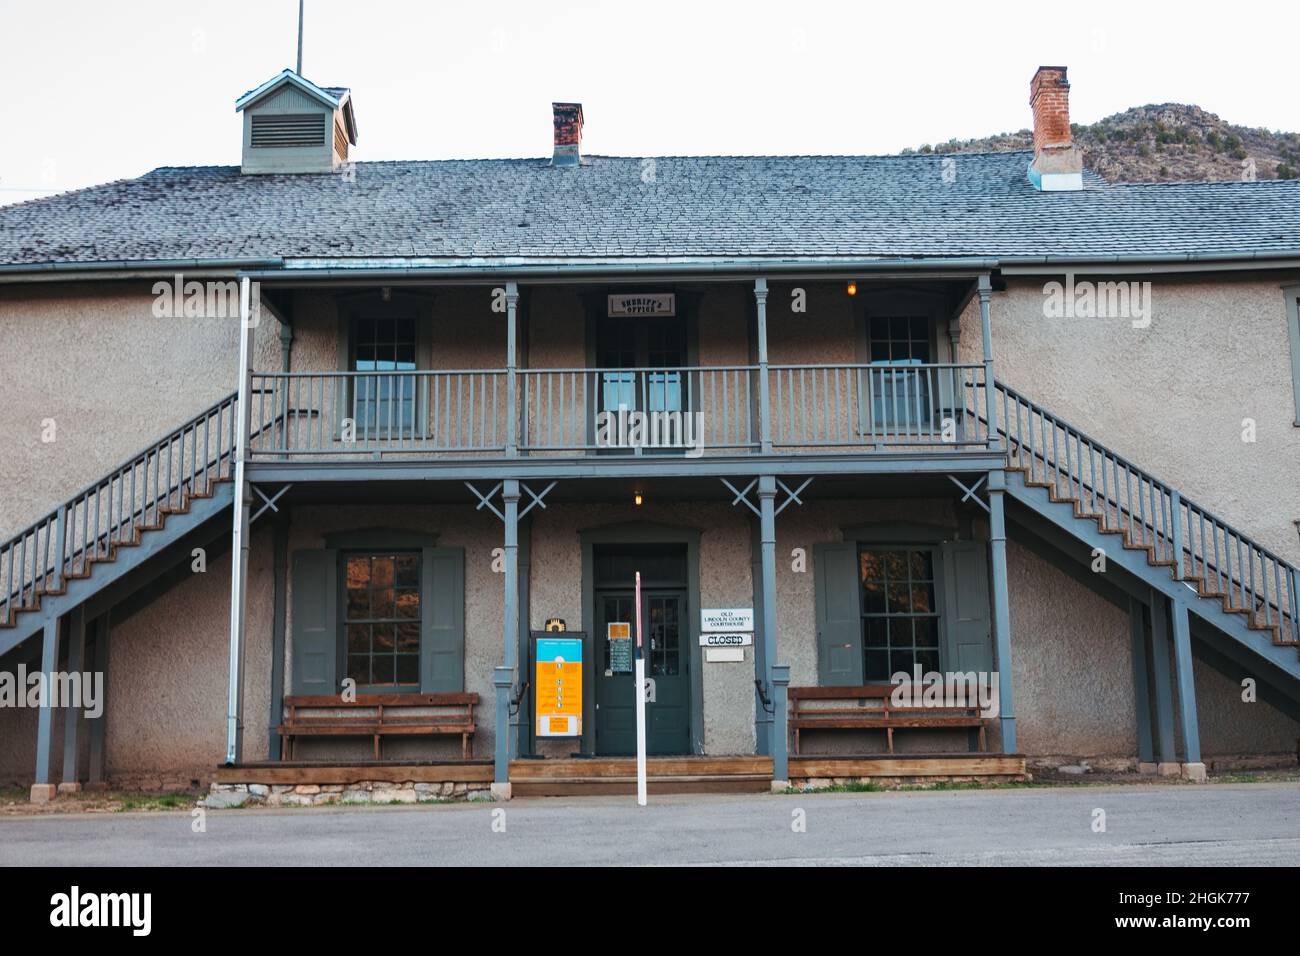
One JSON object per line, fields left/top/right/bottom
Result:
{"left": 1, "top": 0, "right": 1297, "bottom": 203}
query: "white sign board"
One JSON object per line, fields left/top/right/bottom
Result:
{"left": 699, "top": 632, "right": 753, "bottom": 647}
{"left": 608, "top": 293, "right": 676, "bottom": 317}
{"left": 701, "top": 608, "right": 754, "bottom": 632}
{"left": 705, "top": 647, "right": 745, "bottom": 663}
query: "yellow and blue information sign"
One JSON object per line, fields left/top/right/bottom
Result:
{"left": 535, "top": 636, "right": 583, "bottom": 737}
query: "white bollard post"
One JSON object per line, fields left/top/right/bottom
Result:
{"left": 634, "top": 571, "right": 647, "bottom": 807}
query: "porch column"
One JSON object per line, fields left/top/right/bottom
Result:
{"left": 59, "top": 605, "right": 87, "bottom": 793}
{"left": 494, "top": 479, "right": 521, "bottom": 794}
{"left": 977, "top": 274, "right": 999, "bottom": 448}
{"left": 1127, "top": 597, "right": 1156, "bottom": 772}
{"left": 1148, "top": 591, "right": 1178, "bottom": 771}
{"left": 31, "top": 613, "right": 62, "bottom": 803}
{"left": 225, "top": 276, "right": 255, "bottom": 765}
{"left": 86, "top": 614, "right": 110, "bottom": 789}
{"left": 505, "top": 281, "right": 519, "bottom": 458}
{"left": 987, "top": 469, "right": 1016, "bottom": 752}
{"left": 267, "top": 519, "right": 289, "bottom": 759}
{"left": 1170, "top": 599, "right": 1205, "bottom": 781}
{"left": 757, "top": 476, "right": 784, "bottom": 781}
{"left": 754, "top": 278, "right": 772, "bottom": 454}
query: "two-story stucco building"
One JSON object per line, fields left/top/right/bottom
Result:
{"left": 2, "top": 66, "right": 1298, "bottom": 803}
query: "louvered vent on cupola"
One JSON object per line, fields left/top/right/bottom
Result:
{"left": 235, "top": 69, "right": 358, "bottom": 175}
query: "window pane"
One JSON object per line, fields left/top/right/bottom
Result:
{"left": 371, "top": 655, "right": 395, "bottom": 685}
{"left": 346, "top": 624, "right": 369, "bottom": 654}
{"left": 371, "top": 588, "right": 395, "bottom": 619}
{"left": 395, "top": 555, "right": 418, "bottom": 588}
{"left": 888, "top": 617, "right": 912, "bottom": 648}
{"left": 915, "top": 617, "right": 940, "bottom": 648}
{"left": 395, "top": 655, "right": 419, "bottom": 685}
{"left": 396, "top": 622, "right": 419, "bottom": 652}
{"left": 864, "top": 649, "right": 890, "bottom": 681}
{"left": 395, "top": 589, "right": 420, "bottom": 619}
{"left": 347, "top": 655, "right": 370, "bottom": 684}
{"left": 373, "top": 624, "right": 395, "bottom": 652}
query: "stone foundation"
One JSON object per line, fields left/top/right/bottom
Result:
{"left": 202, "top": 778, "right": 493, "bottom": 808}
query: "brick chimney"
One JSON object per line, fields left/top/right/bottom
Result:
{"left": 552, "top": 102, "right": 583, "bottom": 167}
{"left": 1028, "top": 66, "right": 1083, "bottom": 191}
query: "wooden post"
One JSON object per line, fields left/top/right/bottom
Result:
{"left": 31, "top": 614, "right": 62, "bottom": 803}
{"left": 977, "top": 274, "right": 999, "bottom": 449}
{"left": 59, "top": 605, "right": 87, "bottom": 793}
{"left": 505, "top": 281, "right": 519, "bottom": 458}
{"left": 754, "top": 278, "right": 772, "bottom": 454}
{"left": 1128, "top": 597, "right": 1155, "bottom": 769}
{"left": 988, "top": 469, "right": 1016, "bottom": 752}
{"left": 1148, "top": 592, "right": 1178, "bottom": 769}
{"left": 86, "top": 614, "right": 110, "bottom": 789}
{"left": 1170, "top": 599, "right": 1204, "bottom": 779}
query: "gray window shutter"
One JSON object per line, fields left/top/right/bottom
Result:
{"left": 940, "top": 541, "right": 993, "bottom": 673}
{"left": 291, "top": 548, "right": 338, "bottom": 695}
{"left": 421, "top": 547, "right": 465, "bottom": 692}
{"left": 814, "top": 542, "right": 864, "bottom": 685}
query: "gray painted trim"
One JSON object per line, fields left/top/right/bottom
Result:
{"left": 247, "top": 451, "right": 1009, "bottom": 484}
{"left": 517, "top": 515, "right": 533, "bottom": 757}
{"left": 268, "top": 519, "right": 289, "bottom": 759}
{"left": 579, "top": 521, "right": 705, "bottom": 756}
{"left": 1169, "top": 598, "right": 1202, "bottom": 764}
{"left": 1283, "top": 284, "right": 1300, "bottom": 426}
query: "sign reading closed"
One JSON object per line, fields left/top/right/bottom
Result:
{"left": 699, "top": 632, "right": 753, "bottom": 647}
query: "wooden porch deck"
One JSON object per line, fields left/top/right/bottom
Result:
{"left": 215, "top": 753, "right": 1028, "bottom": 792}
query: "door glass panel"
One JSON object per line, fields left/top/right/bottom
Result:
{"left": 648, "top": 596, "right": 679, "bottom": 677}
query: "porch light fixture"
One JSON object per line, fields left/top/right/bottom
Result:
{"left": 846, "top": 281, "right": 858, "bottom": 296}
{"left": 634, "top": 491, "right": 644, "bottom": 506}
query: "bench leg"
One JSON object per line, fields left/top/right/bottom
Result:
{"left": 978, "top": 724, "right": 987, "bottom": 753}
{"left": 374, "top": 735, "right": 381, "bottom": 761}
{"left": 462, "top": 733, "right": 470, "bottom": 760}
{"left": 886, "top": 726, "right": 894, "bottom": 754}
{"left": 794, "top": 728, "right": 800, "bottom": 756}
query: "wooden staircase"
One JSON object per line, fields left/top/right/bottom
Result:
{"left": 1, "top": 393, "right": 242, "bottom": 651}
{"left": 994, "top": 382, "right": 1299, "bottom": 671}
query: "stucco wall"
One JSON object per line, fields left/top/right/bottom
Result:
{"left": 0, "top": 281, "right": 281, "bottom": 540}
{"left": 960, "top": 276, "right": 1300, "bottom": 563}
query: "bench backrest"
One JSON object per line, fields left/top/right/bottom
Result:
{"left": 285, "top": 693, "right": 478, "bottom": 709}
{"left": 788, "top": 684, "right": 984, "bottom": 715}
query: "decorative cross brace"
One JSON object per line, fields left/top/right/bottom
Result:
{"left": 948, "top": 473, "right": 991, "bottom": 514}
{"left": 250, "top": 484, "right": 292, "bottom": 525}
{"left": 721, "top": 477, "right": 813, "bottom": 516}
{"left": 465, "top": 480, "right": 557, "bottom": 521}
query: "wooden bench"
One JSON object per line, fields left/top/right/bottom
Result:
{"left": 278, "top": 693, "right": 479, "bottom": 761}
{"left": 789, "top": 685, "right": 988, "bottom": 755}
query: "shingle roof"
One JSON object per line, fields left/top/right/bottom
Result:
{"left": 2, "top": 151, "right": 1299, "bottom": 268}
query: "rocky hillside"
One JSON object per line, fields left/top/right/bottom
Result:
{"left": 903, "top": 104, "right": 1300, "bottom": 183}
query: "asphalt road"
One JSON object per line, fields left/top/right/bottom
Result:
{"left": 1, "top": 783, "right": 1298, "bottom": 866}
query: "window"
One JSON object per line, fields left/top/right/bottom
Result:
{"left": 868, "top": 315, "right": 933, "bottom": 431}
{"left": 597, "top": 314, "right": 686, "bottom": 414}
{"left": 859, "top": 547, "right": 941, "bottom": 681}
{"left": 344, "top": 552, "right": 421, "bottom": 689}
{"left": 868, "top": 315, "right": 931, "bottom": 363}
{"left": 351, "top": 316, "right": 417, "bottom": 434}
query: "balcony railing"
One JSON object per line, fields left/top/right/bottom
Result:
{"left": 248, "top": 363, "right": 990, "bottom": 459}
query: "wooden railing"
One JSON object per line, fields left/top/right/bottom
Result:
{"left": 249, "top": 362, "right": 991, "bottom": 458}
{"left": 1, "top": 393, "right": 241, "bottom": 628}
{"left": 997, "top": 382, "right": 1299, "bottom": 644}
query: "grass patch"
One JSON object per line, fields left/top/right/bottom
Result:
{"left": 115, "top": 793, "right": 195, "bottom": 812}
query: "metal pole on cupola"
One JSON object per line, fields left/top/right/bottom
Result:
{"left": 634, "top": 571, "right": 647, "bottom": 806}
{"left": 296, "top": 0, "right": 304, "bottom": 75}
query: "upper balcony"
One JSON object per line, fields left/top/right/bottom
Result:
{"left": 241, "top": 276, "right": 1006, "bottom": 481}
